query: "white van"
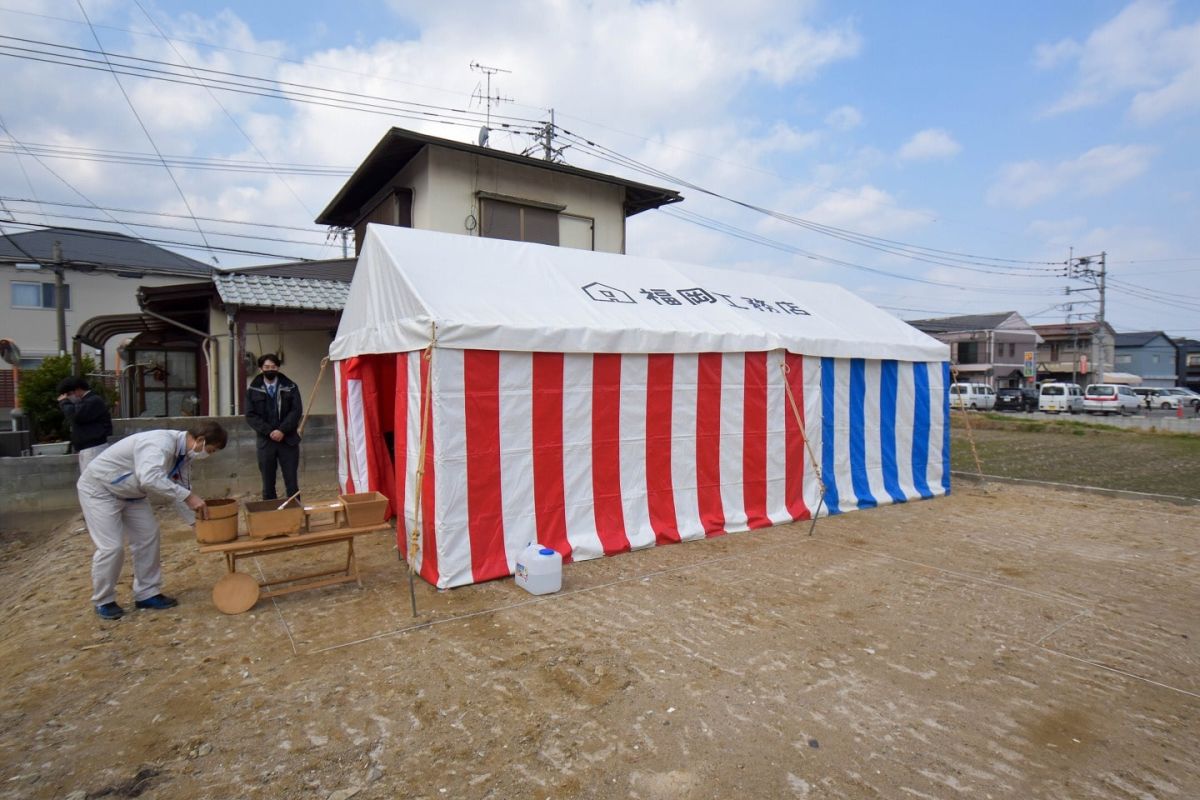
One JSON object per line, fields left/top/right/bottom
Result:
{"left": 1038, "top": 382, "right": 1084, "bottom": 414}
{"left": 950, "top": 382, "right": 996, "bottom": 411}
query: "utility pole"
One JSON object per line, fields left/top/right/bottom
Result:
{"left": 1066, "top": 249, "right": 1107, "bottom": 385}
{"left": 52, "top": 240, "right": 68, "bottom": 362}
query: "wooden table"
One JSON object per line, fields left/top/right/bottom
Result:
{"left": 198, "top": 522, "right": 392, "bottom": 609}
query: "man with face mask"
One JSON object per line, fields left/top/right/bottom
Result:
{"left": 77, "top": 420, "right": 227, "bottom": 620}
{"left": 245, "top": 353, "right": 302, "bottom": 502}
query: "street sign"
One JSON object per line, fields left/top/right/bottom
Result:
{"left": 1023, "top": 351, "right": 1035, "bottom": 378}
{"left": 1080, "top": 355, "right": 1089, "bottom": 374}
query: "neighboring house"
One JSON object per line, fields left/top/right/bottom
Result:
{"left": 1031, "top": 321, "right": 1118, "bottom": 386}
{"left": 315, "top": 126, "right": 682, "bottom": 253}
{"left": 70, "top": 258, "right": 353, "bottom": 418}
{"left": 0, "top": 226, "right": 214, "bottom": 412}
{"left": 88, "top": 125, "right": 682, "bottom": 417}
{"left": 1113, "top": 331, "right": 1179, "bottom": 388}
{"left": 1174, "top": 337, "right": 1200, "bottom": 392}
{"left": 905, "top": 311, "right": 1041, "bottom": 388}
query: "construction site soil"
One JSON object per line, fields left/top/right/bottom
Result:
{"left": 1, "top": 480, "right": 1197, "bottom": 799}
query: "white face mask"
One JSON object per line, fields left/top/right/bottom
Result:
{"left": 188, "top": 438, "right": 210, "bottom": 460}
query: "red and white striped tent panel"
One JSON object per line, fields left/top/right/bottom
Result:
{"left": 331, "top": 226, "right": 950, "bottom": 589}
{"left": 336, "top": 349, "right": 949, "bottom": 589}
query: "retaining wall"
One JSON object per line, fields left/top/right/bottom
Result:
{"left": 0, "top": 415, "right": 338, "bottom": 514}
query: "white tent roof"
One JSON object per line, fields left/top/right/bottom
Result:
{"left": 330, "top": 225, "right": 949, "bottom": 362}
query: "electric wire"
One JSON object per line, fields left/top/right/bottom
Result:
{"left": 0, "top": 141, "right": 352, "bottom": 175}
{"left": 0, "top": 218, "right": 309, "bottom": 262}
{"left": 0, "top": 35, "right": 543, "bottom": 133}
{"left": 662, "top": 207, "right": 1052, "bottom": 295}
{"left": 75, "top": 0, "right": 215, "bottom": 260}
{"left": 133, "top": 0, "right": 325, "bottom": 255}
{"left": 557, "top": 128, "right": 1064, "bottom": 271}
{"left": 0, "top": 197, "right": 331, "bottom": 233}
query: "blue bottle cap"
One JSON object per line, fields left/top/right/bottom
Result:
{"left": 539, "top": 548, "right": 555, "bottom": 556}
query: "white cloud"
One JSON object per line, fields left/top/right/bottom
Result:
{"left": 824, "top": 105, "right": 862, "bottom": 131}
{"left": 1033, "top": 38, "right": 1083, "bottom": 69}
{"left": 987, "top": 144, "right": 1155, "bottom": 208}
{"left": 897, "top": 129, "right": 961, "bottom": 161}
{"left": 1039, "top": 0, "right": 1200, "bottom": 123}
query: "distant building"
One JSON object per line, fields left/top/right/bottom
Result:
{"left": 1113, "top": 331, "right": 1178, "bottom": 388}
{"left": 1173, "top": 337, "right": 1200, "bottom": 391}
{"left": 906, "top": 311, "right": 1041, "bottom": 388}
{"left": 1031, "top": 321, "right": 1118, "bottom": 386}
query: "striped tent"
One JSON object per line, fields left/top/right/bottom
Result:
{"left": 332, "top": 226, "right": 950, "bottom": 589}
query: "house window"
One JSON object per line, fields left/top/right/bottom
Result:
{"left": 1189, "top": 353, "right": 1200, "bottom": 366}
{"left": 1152, "top": 354, "right": 1160, "bottom": 364}
{"left": 480, "top": 197, "right": 560, "bottom": 246}
{"left": 1050, "top": 344, "right": 1059, "bottom": 361}
{"left": 11, "top": 281, "right": 70, "bottom": 310}
{"left": 957, "top": 341, "right": 979, "bottom": 364}
{"left": 1115, "top": 354, "right": 1132, "bottom": 364}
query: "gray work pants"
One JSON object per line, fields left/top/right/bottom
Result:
{"left": 77, "top": 478, "right": 163, "bottom": 606}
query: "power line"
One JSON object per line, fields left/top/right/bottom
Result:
{"left": 0, "top": 219, "right": 311, "bottom": 262}
{"left": 0, "top": 197, "right": 329, "bottom": 233}
{"left": 0, "top": 141, "right": 353, "bottom": 175}
{"left": 661, "top": 207, "right": 1049, "bottom": 294}
{"left": 133, "top": 0, "right": 325, "bottom": 257}
{"left": 556, "top": 128, "right": 1064, "bottom": 273}
{"left": 75, "top": 0, "right": 215, "bottom": 260}
{"left": 0, "top": 35, "right": 544, "bottom": 132}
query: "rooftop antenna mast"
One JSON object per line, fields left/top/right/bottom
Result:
{"left": 470, "top": 61, "right": 512, "bottom": 147}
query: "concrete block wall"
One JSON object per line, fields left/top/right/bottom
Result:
{"left": 0, "top": 415, "right": 338, "bottom": 514}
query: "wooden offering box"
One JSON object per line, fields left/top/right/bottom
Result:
{"left": 244, "top": 499, "right": 304, "bottom": 539}
{"left": 339, "top": 492, "right": 389, "bottom": 527}
{"left": 195, "top": 498, "right": 239, "bottom": 544}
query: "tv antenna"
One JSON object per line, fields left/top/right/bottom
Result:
{"left": 470, "top": 61, "right": 512, "bottom": 147}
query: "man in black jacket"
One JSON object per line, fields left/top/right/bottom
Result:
{"left": 245, "top": 354, "right": 302, "bottom": 501}
{"left": 57, "top": 376, "right": 113, "bottom": 471}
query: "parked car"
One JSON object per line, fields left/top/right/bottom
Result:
{"left": 1083, "top": 384, "right": 1141, "bottom": 415}
{"left": 1163, "top": 387, "right": 1200, "bottom": 411}
{"left": 995, "top": 388, "right": 1021, "bottom": 411}
{"left": 1038, "top": 382, "right": 1084, "bottom": 414}
{"left": 1132, "top": 387, "right": 1181, "bottom": 410}
{"left": 950, "top": 382, "right": 996, "bottom": 410}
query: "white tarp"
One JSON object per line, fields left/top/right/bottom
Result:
{"left": 331, "top": 225, "right": 948, "bottom": 363}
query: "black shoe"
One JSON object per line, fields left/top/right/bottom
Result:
{"left": 135, "top": 594, "right": 179, "bottom": 610}
{"left": 95, "top": 602, "right": 125, "bottom": 620}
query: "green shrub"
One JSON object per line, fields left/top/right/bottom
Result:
{"left": 17, "top": 355, "right": 110, "bottom": 443}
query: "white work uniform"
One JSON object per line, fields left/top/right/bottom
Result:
{"left": 77, "top": 430, "right": 195, "bottom": 606}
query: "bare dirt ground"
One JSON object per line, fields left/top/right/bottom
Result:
{"left": 1, "top": 480, "right": 1198, "bottom": 800}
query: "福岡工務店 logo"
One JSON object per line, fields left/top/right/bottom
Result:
{"left": 581, "top": 281, "right": 810, "bottom": 315}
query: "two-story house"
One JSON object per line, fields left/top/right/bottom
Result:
{"left": 1175, "top": 338, "right": 1200, "bottom": 392}
{"left": 99, "top": 126, "right": 682, "bottom": 417}
{"left": 1113, "top": 331, "right": 1178, "bottom": 388}
{"left": 1, "top": 227, "right": 214, "bottom": 414}
{"left": 905, "top": 311, "right": 1041, "bottom": 388}
{"left": 1032, "top": 321, "right": 1118, "bottom": 385}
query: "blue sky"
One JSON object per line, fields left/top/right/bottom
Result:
{"left": 1, "top": 0, "right": 1197, "bottom": 335}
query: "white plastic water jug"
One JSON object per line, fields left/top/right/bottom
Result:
{"left": 514, "top": 543, "right": 562, "bottom": 595}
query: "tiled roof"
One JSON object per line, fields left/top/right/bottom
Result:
{"left": 1114, "top": 331, "right": 1172, "bottom": 348}
{"left": 231, "top": 258, "right": 356, "bottom": 283}
{"left": 906, "top": 312, "right": 1016, "bottom": 333}
{"left": 214, "top": 273, "right": 349, "bottom": 311}
{"left": 0, "top": 226, "right": 213, "bottom": 276}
